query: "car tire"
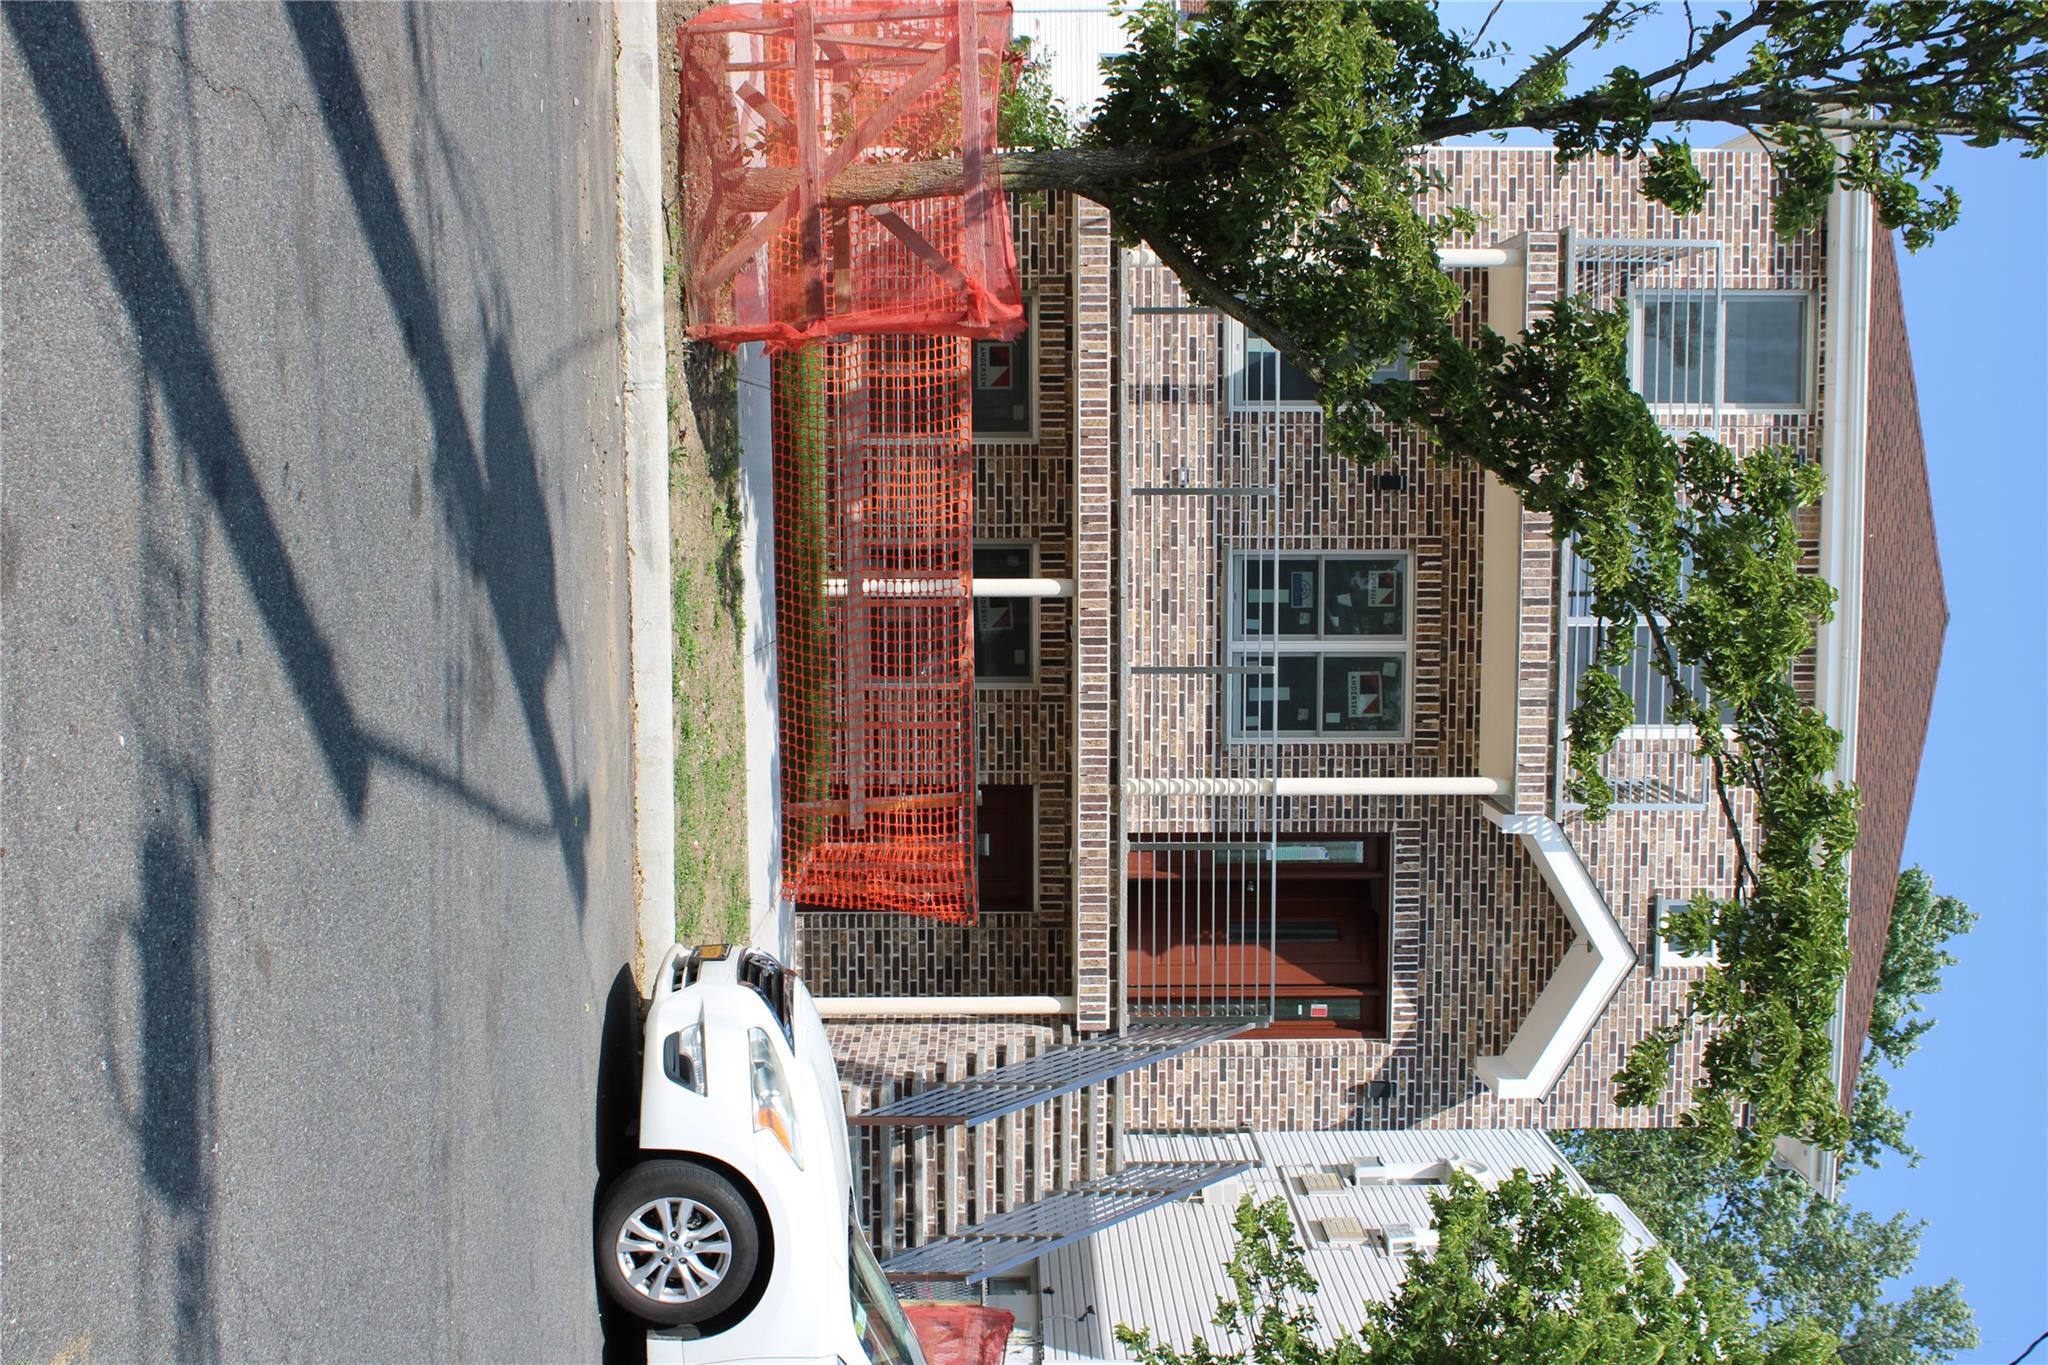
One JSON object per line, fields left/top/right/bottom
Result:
{"left": 596, "top": 1159, "right": 762, "bottom": 1327}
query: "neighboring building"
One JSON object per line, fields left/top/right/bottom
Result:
{"left": 798, "top": 140, "right": 1942, "bottom": 1251}
{"left": 894, "top": 1129, "right": 1664, "bottom": 1360}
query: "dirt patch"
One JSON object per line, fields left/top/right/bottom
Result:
{"left": 660, "top": 0, "right": 749, "bottom": 944}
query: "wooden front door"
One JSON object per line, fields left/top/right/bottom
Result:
{"left": 1127, "top": 835, "right": 1389, "bottom": 1037}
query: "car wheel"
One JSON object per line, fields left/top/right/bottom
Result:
{"left": 596, "top": 1160, "right": 761, "bottom": 1327}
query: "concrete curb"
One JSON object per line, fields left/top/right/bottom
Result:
{"left": 615, "top": 2, "right": 675, "bottom": 988}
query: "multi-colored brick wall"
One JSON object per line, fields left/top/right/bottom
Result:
{"left": 1114, "top": 146, "right": 1827, "bottom": 1131}
{"left": 797, "top": 191, "right": 1080, "bottom": 997}
{"left": 810, "top": 147, "right": 1835, "bottom": 1138}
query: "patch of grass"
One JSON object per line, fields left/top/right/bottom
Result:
{"left": 669, "top": 345, "right": 752, "bottom": 949}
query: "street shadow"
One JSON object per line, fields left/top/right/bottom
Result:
{"left": 593, "top": 963, "right": 645, "bottom": 1365}
{"left": 129, "top": 814, "right": 222, "bottom": 1363}
{"left": 285, "top": 0, "right": 591, "bottom": 911}
{"left": 4, "top": 0, "right": 370, "bottom": 817}
{"left": 1, "top": 0, "right": 569, "bottom": 857}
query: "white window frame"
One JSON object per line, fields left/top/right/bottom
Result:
{"left": 972, "top": 294, "right": 1040, "bottom": 444}
{"left": 1225, "top": 548, "right": 1414, "bottom": 744}
{"left": 1225, "top": 320, "right": 1322, "bottom": 413}
{"left": 1224, "top": 320, "right": 1411, "bottom": 414}
{"left": 1630, "top": 289, "right": 1815, "bottom": 416}
{"left": 1651, "top": 896, "right": 1719, "bottom": 971}
{"left": 972, "top": 540, "right": 1039, "bottom": 689}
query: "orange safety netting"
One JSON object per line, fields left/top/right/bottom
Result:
{"left": 679, "top": 0, "right": 1024, "bottom": 352}
{"left": 680, "top": 0, "right": 1025, "bottom": 923}
{"left": 772, "top": 334, "right": 979, "bottom": 921}
{"left": 905, "top": 1306, "right": 1016, "bottom": 1365}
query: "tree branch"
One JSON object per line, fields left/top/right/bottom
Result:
{"left": 1127, "top": 227, "right": 1314, "bottom": 369}
{"left": 1642, "top": 612, "right": 1757, "bottom": 897}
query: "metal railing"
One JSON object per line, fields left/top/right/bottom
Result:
{"left": 1115, "top": 266, "right": 1280, "bottom": 1028}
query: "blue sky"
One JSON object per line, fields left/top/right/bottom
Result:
{"left": 1858, "top": 143, "right": 2048, "bottom": 1361}
{"left": 1436, "top": 6, "right": 2048, "bottom": 1354}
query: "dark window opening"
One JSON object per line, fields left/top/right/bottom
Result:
{"left": 973, "top": 544, "right": 1035, "bottom": 683}
{"left": 976, "top": 783, "right": 1034, "bottom": 912}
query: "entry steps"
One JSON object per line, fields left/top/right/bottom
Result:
{"left": 835, "top": 1018, "right": 1261, "bottom": 1272}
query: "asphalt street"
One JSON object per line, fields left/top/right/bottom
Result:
{"left": 2, "top": 4, "right": 643, "bottom": 1359}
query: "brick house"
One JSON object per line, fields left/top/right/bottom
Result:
{"left": 797, "top": 144, "right": 1943, "bottom": 1255}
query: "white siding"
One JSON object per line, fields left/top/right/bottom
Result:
{"left": 1011, "top": 4, "right": 1128, "bottom": 125}
{"left": 1040, "top": 1130, "right": 1652, "bottom": 1363}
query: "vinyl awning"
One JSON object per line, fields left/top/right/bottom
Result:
{"left": 881, "top": 1161, "right": 1256, "bottom": 1284}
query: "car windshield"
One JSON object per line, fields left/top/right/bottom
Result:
{"left": 848, "top": 1222, "right": 926, "bottom": 1365}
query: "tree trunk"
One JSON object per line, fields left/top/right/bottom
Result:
{"left": 718, "top": 145, "right": 1165, "bottom": 213}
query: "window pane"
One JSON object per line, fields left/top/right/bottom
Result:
{"left": 973, "top": 545, "right": 1034, "bottom": 681}
{"left": 1245, "top": 335, "right": 1318, "bottom": 404}
{"left": 1320, "top": 654, "right": 1405, "bottom": 735}
{"left": 1239, "top": 654, "right": 1318, "bottom": 735}
{"left": 1323, "top": 556, "right": 1405, "bottom": 638}
{"left": 1238, "top": 555, "right": 1319, "bottom": 637}
{"left": 1639, "top": 298, "right": 1716, "bottom": 406}
{"left": 972, "top": 314, "right": 1032, "bottom": 435}
{"left": 1723, "top": 296, "right": 1805, "bottom": 406}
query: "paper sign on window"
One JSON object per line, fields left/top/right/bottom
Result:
{"left": 1347, "top": 669, "right": 1384, "bottom": 719}
{"left": 976, "top": 343, "right": 1015, "bottom": 391}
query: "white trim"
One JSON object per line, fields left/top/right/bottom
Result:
{"left": 1438, "top": 246, "right": 1521, "bottom": 269}
{"left": 1631, "top": 288, "right": 1817, "bottom": 416}
{"left": 615, "top": 3, "right": 677, "bottom": 985}
{"left": 1123, "top": 775, "right": 1505, "bottom": 799}
{"left": 815, "top": 995, "right": 1074, "bottom": 1017}
{"left": 972, "top": 293, "right": 1041, "bottom": 443}
{"left": 818, "top": 574, "right": 1075, "bottom": 598}
{"left": 1798, "top": 180, "right": 1876, "bottom": 1202}
{"left": 1225, "top": 549, "right": 1415, "bottom": 743}
{"left": 974, "top": 540, "right": 1041, "bottom": 688}
{"left": 1476, "top": 811, "right": 1638, "bottom": 1101}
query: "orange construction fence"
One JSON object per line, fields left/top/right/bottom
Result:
{"left": 679, "top": 0, "right": 1023, "bottom": 351}
{"left": 679, "top": 0, "right": 1025, "bottom": 923}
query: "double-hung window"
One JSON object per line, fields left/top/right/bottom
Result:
{"left": 1228, "top": 551, "right": 1411, "bottom": 740}
{"left": 972, "top": 543, "right": 1036, "bottom": 685}
{"left": 1225, "top": 322, "right": 1408, "bottom": 413}
{"left": 1561, "top": 541, "right": 1718, "bottom": 730}
{"left": 1633, "top": 291, "right": 1811, "bottom": 412}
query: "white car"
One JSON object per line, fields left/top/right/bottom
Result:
{"left": 596, "top": 942, "right": 926, "bottom": 1365}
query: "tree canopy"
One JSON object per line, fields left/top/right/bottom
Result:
{"left": 985, "top": 0, "right": 2039, "bottom": 1162}
{"left": 1557, "top": 868, "right": 1981, "bottom": 1362}
{"left": 1115, "top": 1182, "right": 1841, "bottom": 1365}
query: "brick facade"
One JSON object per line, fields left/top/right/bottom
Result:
{"left": 813, "top": 147, "right": 1839, "bottom": 1140}
{"left": 798, "top": 193, "right": 1081, "bottom": 997}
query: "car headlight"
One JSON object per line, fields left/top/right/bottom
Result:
{"left": 749, "top": 1028, "right": 802, "bottom": 1167}
{"left": 662, "top": 1021, "right": 706, "bottom": 1094}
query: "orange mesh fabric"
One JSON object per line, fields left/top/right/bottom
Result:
{"left": 680, "top": 0, "right": 1022, "bottom": 923}
{"left": 905, "top": 1306, "right": 1016, "bottom": 1365}
{"left": 773, "top": 335, "right": 978, "bottom": 922}
{"left": 680, "top": 0, "right": 1024, "bottom": 352}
